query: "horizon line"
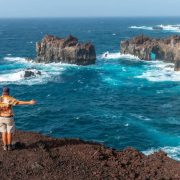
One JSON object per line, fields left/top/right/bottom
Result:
{"left": 0, "top": 16, "right": 180, "bottom": 19}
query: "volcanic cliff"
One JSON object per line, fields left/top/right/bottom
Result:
{"left": 121, "top": 35, "right": 180, "bottom": 71}
{"left": 0, "top": 131, "right": 179, "bottom": 180}
{"left": 35, "top": 35, "right": 96, "bottom": 65}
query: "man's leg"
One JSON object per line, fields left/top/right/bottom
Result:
{"left": 7, "top": 121, "right": 15, "bottom": 151}
{"left": 7, "top": 133, "right": 12, "bottom": 145}
{"left": 2, "top": 132, "right": 7, "bottom": 145}
{"left": 2, "top": 132, "right": 8, "bottom": 151}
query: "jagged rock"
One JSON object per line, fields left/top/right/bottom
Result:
{"left": 120, "top": 35, "right": 180, "bottom": 71}
{"left": 23, "top": 69, "right": 41, "bottom": 78}
{"left": 35, "top": 35, "right": 96, "bottom": 65}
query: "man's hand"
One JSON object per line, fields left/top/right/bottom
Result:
{"left": 30, "top": 100, "right": 37, "bottom": 105}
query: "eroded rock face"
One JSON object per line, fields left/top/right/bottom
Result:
{"left": 120, "top": 35, "right": 180, "bottom": 70}
{"left": 35, "top": 35, "right": 96, "bottom": 65}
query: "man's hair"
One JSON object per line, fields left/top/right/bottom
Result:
{"left": 2, "top": 87, "right": 10, "bottom": 94}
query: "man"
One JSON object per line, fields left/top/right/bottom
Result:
{"left": 0, "top": 87, "right": 36, "bottom": 151}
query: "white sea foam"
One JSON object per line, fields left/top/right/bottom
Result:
{"left": 4, "top": 56, "right": 77, "bottom": 68}
{"left": 101, "top": 52, "right": 121, "bottom": 59}
{"left": 157, "top": 24, "right": 180, "bottom": 33}
{"left": 124, "top": 123, "right": 129, "bottom": 127}
{"left": 137, "top": 61, "right": 180, "bottom": 82}
{"left": 101, "top": 51, "right": 140, "bottom": 60}
{"left": 129, "top": 24, "right": 180, "bottom": 33}
{"left": 27, "top": 41, "right": 33, "bottom": 44}
{"left": 119, "top": 53, "right": 140, "bottom": 60}
{"left": 0, "top": 69, "right": 49, "bottom": 85}
{"left": 0, "top": 71, "right": 24, "bottom": 82}
{"left": 130, "top": 113, "right": 151, "bottom": 121}
{"left": 143, "top": 146, "right": 180, "bottom": 161}
{"left": 1, "top": 57, "right": 74, "bottom": 85}
{"left": 129, "top": 26, "right": 153, "bottom": 30}
{"left": 4, "top": 57, "right": 33, "bottom": 64}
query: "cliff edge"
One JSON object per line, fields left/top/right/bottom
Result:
{"left": 0, "top": 131, "right": 179, "bottom": 180}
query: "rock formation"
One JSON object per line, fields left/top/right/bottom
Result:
{"left": 0, "top": 130, "right": 179, "bottom": 180}
{"left": 35, "top": 35, "right": 96, "bottom": 65}
{"left": 152, "top": 26, "right": 163, "bottom": 30}
{"left": 120, "top": 35, "right": 180, "bottom": 71}
{"left": 22, "top": 69, "right": 41, "bottom": 78}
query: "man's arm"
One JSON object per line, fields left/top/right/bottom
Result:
{"left": 17, "top": 100, "right": 36, "bottom": 105}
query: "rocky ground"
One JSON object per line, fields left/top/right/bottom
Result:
{"left": 0, "top": 131, "right": 179, "bottom": 180}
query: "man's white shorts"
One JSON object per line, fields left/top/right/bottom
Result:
{"left": 0, "top": 117, "right": 15, "bottom": 133}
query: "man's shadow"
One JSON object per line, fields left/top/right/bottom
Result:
{"left": 14, "top": 139, "right": 100, "bottom": 151}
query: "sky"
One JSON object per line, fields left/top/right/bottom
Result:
{"left": 0, "top": 0, "right": 180, "bottom": 18}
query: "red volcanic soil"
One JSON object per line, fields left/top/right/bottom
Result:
{"left": 0, "top": 131, "right": 179, "bottom": 180}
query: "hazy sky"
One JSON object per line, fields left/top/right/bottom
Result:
{"left": 0, "top": 0, "right": 179, "bottom": 18}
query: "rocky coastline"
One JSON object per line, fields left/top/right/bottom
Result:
{"left": 120, "top": 35, "right": 180, "bottom": 71}
{"left": 35, "top": 35, "right": 96, "bottom": 65}
{"left": 0, "top": 130, "right": 179, "bottom": 180}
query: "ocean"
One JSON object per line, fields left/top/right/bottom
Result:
{"left": 0, "top": 17, "right": 179, "bottom": 160}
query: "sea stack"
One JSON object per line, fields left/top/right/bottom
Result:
{"left": 120, "top": 35, "right": 180, "bottom": 71}
{"left": 35, "top": 35, "right": 96, "bottom": 65}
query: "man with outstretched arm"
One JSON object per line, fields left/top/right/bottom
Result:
{"left": 0, "top": 87, "right": 36, "bottom": 151}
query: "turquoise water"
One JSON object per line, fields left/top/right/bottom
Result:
{"left": 0, "top": 18, "right": 179, "bottom": 160}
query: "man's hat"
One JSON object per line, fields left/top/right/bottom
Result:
{"left": 3, "top": 87, "right": 10, "bottom": 93}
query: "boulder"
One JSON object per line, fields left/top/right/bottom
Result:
{"left": 23, "top": 69, "right": 41, "bottom": 78}
{"left": 152, "top": 26, "right": 163, "bottom": 30}
{"left": 120, "top": 35, "right": 180, "bottom": 71}
{"left": 35, "top": 35, "right": 96, "bottom": 65}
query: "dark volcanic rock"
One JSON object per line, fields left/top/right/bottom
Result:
{"left": 23, "top": 69, "right": 41, "bottom": 78}
{"left": 121, "top": 35, "right": 180, "bottom": 70}
{"left": 175, "top": 60, "right": 180, "bottom": 71}
{"left": 35, "top": 35, "right": 96, "bottom": 65}
{"left": 152, "top": 26, "right": 163, "bottom": 30}
{"left": 0, "top": 130, "right": 179, "bottom": 180}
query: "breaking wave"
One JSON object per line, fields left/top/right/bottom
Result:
{"left": 158, "top": 24, "right": 180, "bottom": 33}
{"left": 4, "top": 57, "right": 33, "bottom": 63}
{"left": 0, "top": 70, "right": 49, "bottom": 85}
{"left": 100, "top": 52, "right": 180, "bottom": 83}
{"left": 100, "top": 51, "right": 140, "bottom": 60}
{"left": 0, "top": 57, "right": 72, "bottom": 85}
{"left": 136, "top": 61, "right": 180, "bottom": 82}
{"left": 143, "top": 146, "right": 180, "bottom": 161}
{"left": 129, "top": 26, "right": 153, "bottom": 30}
{"left": 129, "top": 24, "right": 180, "bottom": 33}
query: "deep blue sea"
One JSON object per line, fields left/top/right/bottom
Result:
{"left": 0, "top": 17, "right": 180, "bottom": 160}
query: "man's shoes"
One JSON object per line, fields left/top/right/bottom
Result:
{"left": 2, "top": 145, "right": 8, "bottom": 151}
{"left": 7, "top": 144, "right": 14, "bottom": 151}
{"left": 2, "top": 144, "right": 15, "bottom": 151}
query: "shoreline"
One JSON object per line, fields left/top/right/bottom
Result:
{"left": 0, "top": 130, "right": 179, "bottom": 179}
